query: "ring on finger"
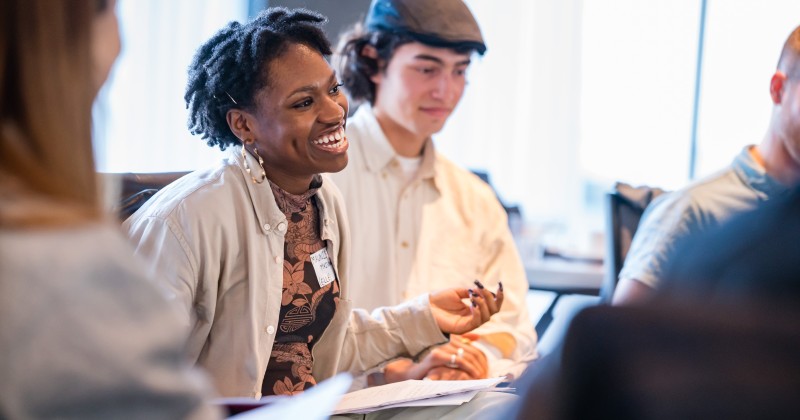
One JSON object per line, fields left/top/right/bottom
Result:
{"left": 446, "top": 353, "right": 459, "bottom": 368}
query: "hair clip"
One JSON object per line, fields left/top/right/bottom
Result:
{"left": 225, "top": 91, "right": 238, "bottom": 105}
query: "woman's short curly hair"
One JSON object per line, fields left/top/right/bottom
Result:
{"left": 185, "top": 7, "right": 332, "bottom": 150}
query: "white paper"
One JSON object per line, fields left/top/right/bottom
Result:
{"left": 226, "top": 373, "right": 352, "bottom": 420}
{"left": 365, "top": 390, "right": 480, "bottom": 411}
{"left": 333, "top": 376, "right": 506, "bottom": 415}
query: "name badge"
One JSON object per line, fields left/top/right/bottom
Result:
{"left": 310, "top": 248, "right": 336, "bottom": 287}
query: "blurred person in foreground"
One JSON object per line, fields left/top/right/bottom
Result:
{"left": 0, "top": 0, "right": 220, "bottom": 418}
{"left": 613, "top": 25, "right": 800, "bottom": 305}
{"left": 331, "top": 0, "right": 537, "bottom": 385}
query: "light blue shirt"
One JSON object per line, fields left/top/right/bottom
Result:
{"left": 619, "top": 146, "right": 789, "bottom": 289}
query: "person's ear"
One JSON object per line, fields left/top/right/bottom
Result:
{"left": 227, "top": 108, "right": 255, "bottom": 144}
{"left": 770, "top": 71, "right": 787, "bottom": 104}
{"left": 361, "top": 44, "right": 383, "bottom": 85}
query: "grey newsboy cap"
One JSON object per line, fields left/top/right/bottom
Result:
{"left": 364, "top": 0, "right": 487, "bottom": 55}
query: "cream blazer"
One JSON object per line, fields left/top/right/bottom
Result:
{"left": 125, "top": 147, "right": 446, "bottom": 398}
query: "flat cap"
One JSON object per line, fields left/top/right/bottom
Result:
{"left": 365, "top": 0, "right": 486, "bottom": 55}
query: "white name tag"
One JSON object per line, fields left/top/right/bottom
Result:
{"left": 310, "top": 248, "right": 336, "bottom": 287}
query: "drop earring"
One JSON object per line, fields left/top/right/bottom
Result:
{"left": 241, "top": 141, "right": 266, "bottom": 184}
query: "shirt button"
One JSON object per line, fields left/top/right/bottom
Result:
{"left": 274, "top": 256, "right": 281, "bottom": 264}
{"left": 277, "top": 222, "right": 287, "bottom": 232}
{"left": 324, "top": 219, "right": 331, "bottom": 226}
{"left": 263, "top": 223, "right": 271, "bottom": 231}
{"left": 265, "top": 325, "right": 275, "bottom": 335}
{"left": 381, "top": 172, "right": 388, "bottom": 179}
{"left": 401, "top": 241, "right": 409, "bottom": 248}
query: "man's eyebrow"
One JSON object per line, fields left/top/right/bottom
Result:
{"left": 413, "top": 54, "right": 471, "bottom": 67}
{"left": 413, "top": 54, "right": 444, "bottom": 65}
{"left": 285, "top": 73, "right": 338, "bottom": 99}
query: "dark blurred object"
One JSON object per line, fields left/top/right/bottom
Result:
{"left": 661, "top": 186, "right": 800, "bottom": 308}
{"left": 512, "top": 304, "right": 800, "bottom": 420}
{"left": 511, "top": 187, "right": 800, "bottom": 420}
{"left": 114, "top": 172, "right": 188, "bottom": 221}
{"left": 601, "top": 182, "right": 665, "bottom": 302}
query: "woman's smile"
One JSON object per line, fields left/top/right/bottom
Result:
{"left": 310, "top": 125, "right": 348, "bottom": 154}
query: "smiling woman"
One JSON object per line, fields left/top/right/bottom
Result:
{"left": 123, "top": 7, "right": 504, "bottom": 399}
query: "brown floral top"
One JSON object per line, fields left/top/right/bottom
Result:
{"left": 262, "top": 177, "right": 340, "bottom": 396}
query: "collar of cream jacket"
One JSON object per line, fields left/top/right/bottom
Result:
{"left": 235, "top": 145, "right": 344, "bottom": 241}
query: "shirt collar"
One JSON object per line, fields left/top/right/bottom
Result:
{"left": 353, "top": 104, "right": 439, "bottom": 186}
{"left": 267, "top": 175, "right": 322, "bottom": 214}
{"left": 733, "top": 145, "right": 789, "bottom": 199}
{"left": 231, "top": 145, "right": 286, "bottom": 235}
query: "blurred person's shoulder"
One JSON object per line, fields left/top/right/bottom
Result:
{"left": 1, "top": 222, "right": 152, "bottom": 294}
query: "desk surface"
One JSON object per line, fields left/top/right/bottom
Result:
{"left": 525, "top": 257, "right": 604, "bottom": 292}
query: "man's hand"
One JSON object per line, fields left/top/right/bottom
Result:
{"left": 383, "top": 334, "right": 489, "bottom": 383}
{"left": 429, "top": 280, "right": 504, "bottom": 334}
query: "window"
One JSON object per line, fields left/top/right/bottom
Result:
{"left": 696, "top": 0, "right": 800, "bottom": 176}
{"left": 435, "top": 0, "right": 800, "bottom": 254}
{"left": 93, "top": 0, "right": 248, "bottom": 173}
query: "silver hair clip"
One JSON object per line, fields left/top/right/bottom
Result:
{"left": 225, "top": 91, "right": 238, "bottom": 105}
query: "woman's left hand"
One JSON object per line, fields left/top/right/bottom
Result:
{"left": 429, "top": 280, "right": 503, "bottom": 335}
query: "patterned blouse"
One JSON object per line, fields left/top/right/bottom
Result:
{"left": 261, "top": 177, "right": 340, "bottom": 396}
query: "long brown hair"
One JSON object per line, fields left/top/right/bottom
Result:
{"left": 0, "top": 0, "right": 102, "bottom": 227}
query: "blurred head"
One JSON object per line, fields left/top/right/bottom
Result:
{"left": 92, "top": 0, "right": 121, "bottom": 93}
{"left": 0, "top": 0, "right": 120, "bottom": 227}
{"left": 185, "top": 8, "right": 348, "bottom": 192}
{"left": 767, "top": 25, "right": 800, "bottom": 184}
{"left": 336, "top": 0, "right": 484, "bottom": 141}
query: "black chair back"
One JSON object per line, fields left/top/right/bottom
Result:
{"left": 600, "top": 183, "right": 665, "bottom": 302}
{"left": 114, "top": 172, "right": 189, "bottom": 221}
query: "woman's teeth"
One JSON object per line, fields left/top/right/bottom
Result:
{"left": 312, "top": 127, "right": 347, "bottom": 149}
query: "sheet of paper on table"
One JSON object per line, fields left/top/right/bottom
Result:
{"left": 224, "top": 373, "right": 352, "bottom": 420}
{"left": 332, "top": 376, "right": 507, "bottom": 415}
{"left": 348, "top": 390, "right": 481, "bottom": 414}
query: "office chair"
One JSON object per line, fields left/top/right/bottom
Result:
{"left": 114, "top": 172, "right": 189, "bottom": 221}
{"left": 599, "top": 182, "right": 665, "bottom": 302}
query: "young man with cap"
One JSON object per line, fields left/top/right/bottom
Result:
{"left": 332, "top": 0, "right": 537, "bottom": 385}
